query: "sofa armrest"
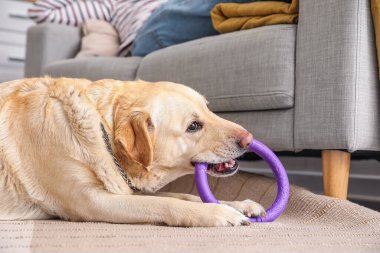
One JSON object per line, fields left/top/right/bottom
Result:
{"left": 25, "top": 23, "right": 81, "bottom": 77}
{"left": 295, "top": 0, "right": 380, "bottom": 152}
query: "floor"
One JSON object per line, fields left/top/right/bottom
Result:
{"left": 239, "top": 157, "right": 380, "bottom": 211}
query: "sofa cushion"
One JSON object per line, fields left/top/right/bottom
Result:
{"left": 137, "top": 24, "right": 296, "bottom": 112}
{"left": 42, "top": 57, "right": 142, "bottom": 80}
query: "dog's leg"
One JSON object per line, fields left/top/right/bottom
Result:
{"left": 152, "top": 192, "right": 202, "bottom": 202}
{"left": 153, "top": 192, "right": 266, "bottom": 217}
{"left": 44, "top": 160, "right": 250, "bottom": 227}
{"left": 59, "top": 188, "right": 252, "bottom": 227}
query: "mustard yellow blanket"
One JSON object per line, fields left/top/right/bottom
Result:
{"left": 211, "top": 0, "right": 298, "bottom": 34}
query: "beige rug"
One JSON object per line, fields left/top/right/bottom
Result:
{"left": 1, "top": 172, "right": 380, "bottom": 253}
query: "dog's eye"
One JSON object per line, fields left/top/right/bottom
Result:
{"left": 186, "top": 121, "right": 203, "bottom": 133}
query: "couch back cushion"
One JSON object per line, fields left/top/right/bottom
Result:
{"left": 137, "top": 24, "right": 296, "bottom": 112}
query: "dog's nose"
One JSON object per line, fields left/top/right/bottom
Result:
{"left": 238, "top": 132, "right": 253, "bottom": 149}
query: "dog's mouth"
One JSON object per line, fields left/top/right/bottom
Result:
{"left": 191, "top": 159, "right": 239, "bottom": 177}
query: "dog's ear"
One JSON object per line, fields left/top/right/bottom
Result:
{"left": 114, "top": 105, "right": 155, "bottom": 168}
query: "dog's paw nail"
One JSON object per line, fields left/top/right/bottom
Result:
{"left": 241, "top": 219, "right": 251, "bottom": 226}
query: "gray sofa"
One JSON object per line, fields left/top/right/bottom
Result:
{"left": 25, "top": 0, "right": 380, "bottom": 199}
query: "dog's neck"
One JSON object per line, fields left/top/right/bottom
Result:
{"left": 100, "top": 123, "right": 140, "bottom": 192}
{"left": 84, "top": 85, "right": 142, "bottom": 192}
{"left": 87, "top": 86, "right": 182, "bottom": 193}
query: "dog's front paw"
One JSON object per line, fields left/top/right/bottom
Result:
{"left": 204, "top": 204, "right": 251, "bottom": 227}
{"left": 167, "top": 203, "right": 250, "bottom": 227}
{"left": 222, "top": 199, "right": 266, "bottom": 218}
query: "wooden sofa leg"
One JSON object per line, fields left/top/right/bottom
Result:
{"left": 322, "top": 150, "right": 351, "bottom": 199}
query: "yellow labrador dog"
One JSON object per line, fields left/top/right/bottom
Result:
{"left": 0, "top": 77, "right": 265, "bottom": 227}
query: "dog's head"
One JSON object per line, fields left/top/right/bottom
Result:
{"left": 113, "top": 81, "right": 252, "bottom": 192}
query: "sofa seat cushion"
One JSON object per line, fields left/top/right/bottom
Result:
{"left": 137, "top": 24, "right": 296, "bottom": 112}
{"left": 42, "top": 57, "right": 142, "bottom": 81}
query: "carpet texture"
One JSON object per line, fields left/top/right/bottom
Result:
{"left": 1, "top": 172, "right": 380, "bottom": 253}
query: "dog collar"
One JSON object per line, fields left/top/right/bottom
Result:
{"left": 100, "top": 123, "right": 140, "bottom": 192}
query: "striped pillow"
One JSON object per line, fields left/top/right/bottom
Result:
{"left": 110, "top": 0, "right": 167, "bottom": 56}
{"left": 28, "top": 0, "right": 114, "bottom": 26}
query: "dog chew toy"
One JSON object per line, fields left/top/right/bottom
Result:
{"left": 195, "top": 139, "right": 290, "bottom": 222}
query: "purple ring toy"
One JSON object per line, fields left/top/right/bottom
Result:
{"left": 195, "top": 139, "right": 290, "bottom": 222}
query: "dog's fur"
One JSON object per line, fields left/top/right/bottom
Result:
{"left": 0, "top": 77, "right": 265, "bottom": 227}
